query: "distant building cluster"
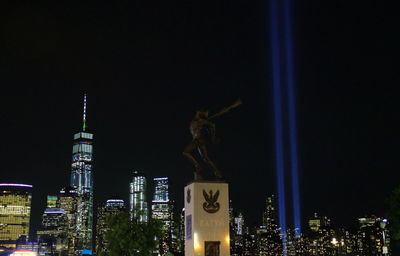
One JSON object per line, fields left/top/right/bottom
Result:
{"left": 228, "top": 195, "right": 391, "bottom": 256}
{"left": 0, "top": 96, "right": 393, "bottom": 256}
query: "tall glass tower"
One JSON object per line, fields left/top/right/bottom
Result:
{"left": 151, "top": 177, "right": 174, "bottom": 251}
{"left": 70, "top": 94, "right": 94, "bottom": 252}
{"left": 151, "top": 177, "right": 171, "bottom": 225}
{"left": 129, "top": 171, "right": 148, "bottom": 222}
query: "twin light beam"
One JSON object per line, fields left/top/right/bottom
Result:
{"left": 270, "top": 0, "right": 301, "bottom": 254}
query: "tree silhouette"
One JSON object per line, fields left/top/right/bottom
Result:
{"left": 387, "top": 186, "right": 400, "bottom": 246}
{"left": 101, "top": 211, "right": 163, "bottom": 256}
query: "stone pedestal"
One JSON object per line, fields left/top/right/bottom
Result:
{"left": 184, "top": 181, "right": 230, "bottom": 256}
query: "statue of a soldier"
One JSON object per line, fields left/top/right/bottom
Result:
{"left": 183, "top": 99, "right": 242, "bottom": 180}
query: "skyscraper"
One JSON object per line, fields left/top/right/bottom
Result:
{"left": 36, "top": 198, "right": 69, "bottom": 256}
{"left": 0, "top": 183, "right": 33, "bottom": 249}
{"left": 259, "top": 195, "right": 282, "bottom": 256}
{"left": 235, "top": 212, "right": 245, "bottom": 236}
{"left": 58, "top": 187, "right": 79, "bottom": 255}
{"left": 151, "top": 177, "right": 172, "bottom": 226}
{"left": 129, "top": 171, "right": 148, "bottom": 222}
{"left": 263, "top": 195, "right": 278, "bottom": 232}
{"left": 151, "top": 177, "right": 174, "bottom": 252}
{"left": 70, "top": 94, "right": 94, "bottom": 252}
{"left": 95, "top": 199, "right": 125, "bottom": 255}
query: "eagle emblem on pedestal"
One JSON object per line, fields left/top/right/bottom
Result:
{"left": 203, "top": 189, "right": 220, "bottom": 213}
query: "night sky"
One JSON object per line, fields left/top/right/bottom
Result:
{"left": 1, "top": 0, "right": 399, "bottom": 238}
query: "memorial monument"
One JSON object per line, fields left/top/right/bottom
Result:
{"left": 183, "top": 99, "right": 241, "bottom": 256}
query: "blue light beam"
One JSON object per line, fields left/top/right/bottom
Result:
{"left": 283, "top": 0, "right": 302, "bottom": 237}
{"left": 270, "top": 0, "right": 287, "bottom": 254}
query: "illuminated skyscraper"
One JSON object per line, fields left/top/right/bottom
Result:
{"left": 36, "top": 197, "right": 69, "bottom": 256}
{"left": 40, "top": 196, "right": 67, "bottom": 229}
{"left": 129, "top": 171, "right": 148, "bottom": 222}
{"left": 58, "top": 187, "right": 79, "bottom": 255}
{"left": 0, "top": 183, "right": 33, "bottom": 248}
{"left": 151, "top": 178, "right": 171, "bottom": 225}
{"left": 263, "top": 195, "right": 278, "bottom": 232}
{"left": 70, "top": 94, "right": 94, "bottom": 252}
{"left": 151, "top": 177, "right": 174, "bottom": 252}
{"left": 259, "top": 195, "right": 282, "bottom": 256}
{"left": 95, "top": 199, "right": 125, "bottom": 255}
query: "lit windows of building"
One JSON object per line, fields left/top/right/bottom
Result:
{"left": 41, "top": 208, "right": 68, "bottom": 229}
{"left": 308, "top": 212, "right": 331, "bottom": 233}
{"left": 151, "top": 177, "right": 171, "bottom": 222}
{"left": 262, "top": 195, "right": 279, "bottom": 233}
{"left": 58, "top": 186, "right": 79, "bottom": 254}
{"left": 234, "top": 212, "right": 244, "bottom": 236}
{"left": 69, "top": 94, "right": 94, "bottom": 251}
{"left": 46, "top": 196, "right": 57, "bottom": 208}
{"left": 0, "top": 183, "right": 33, "bottom": 249}
{"left": 153, "top": 177, "right": 169, "bottom": 202}
{"left": 151, "top": 177, "right": 174, "bottom": 253}
{"left": 357, "top": 216, "right": 391, "bottom": 256}
{"left": 129, "top": 171, "right": 148, "bottom": 222}
{"left": 37, "top": 209, "right": 69, "bottom": 255}
{"left": 36, "top": 192, "right": 70, "bottom": 255}
{"left": 58, "top": 187, "right": 78, "bottom": 230}
{"left": 95, "top": 199, "right": 125, "bottom": 255}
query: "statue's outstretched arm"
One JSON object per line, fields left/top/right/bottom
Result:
{"left": 209, "top": 98, "right": 242, "bottom": 120}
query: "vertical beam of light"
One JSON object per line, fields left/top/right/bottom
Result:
{"left": 283, "top": 0, "right": 302, "bottom": 237}
{"left": 269, "top": 0, "right": 287, "bottom": 254}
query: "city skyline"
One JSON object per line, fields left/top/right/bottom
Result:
{"left": 1, "top": 0, "right": 399, "bottom": 251}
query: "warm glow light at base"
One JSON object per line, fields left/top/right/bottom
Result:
{"left": 225, "top": 235, "right": 230, "bottom": 244}
{"left": 194, "top": 233, "right": 200, "bottom": 250}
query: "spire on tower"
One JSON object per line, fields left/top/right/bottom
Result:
{"left": 83, "top": 93, "right": 87, "bottom": 131}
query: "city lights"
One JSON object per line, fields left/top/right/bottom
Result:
{"left": 0, "top": 184, "right": 33, "bottom": 188}
{"left": 10, "top": 250, "right": 37, "bottom": 256}
{"left": 0, "top": 0, "right": 396, "bottom": 254}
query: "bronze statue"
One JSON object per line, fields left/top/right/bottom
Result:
{"left": 183, "top": 99, "right": 242, "bottom": 180}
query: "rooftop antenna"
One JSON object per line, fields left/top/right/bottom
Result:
{"left": 82, "top": 93, "right": 87, "bottom": 131}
